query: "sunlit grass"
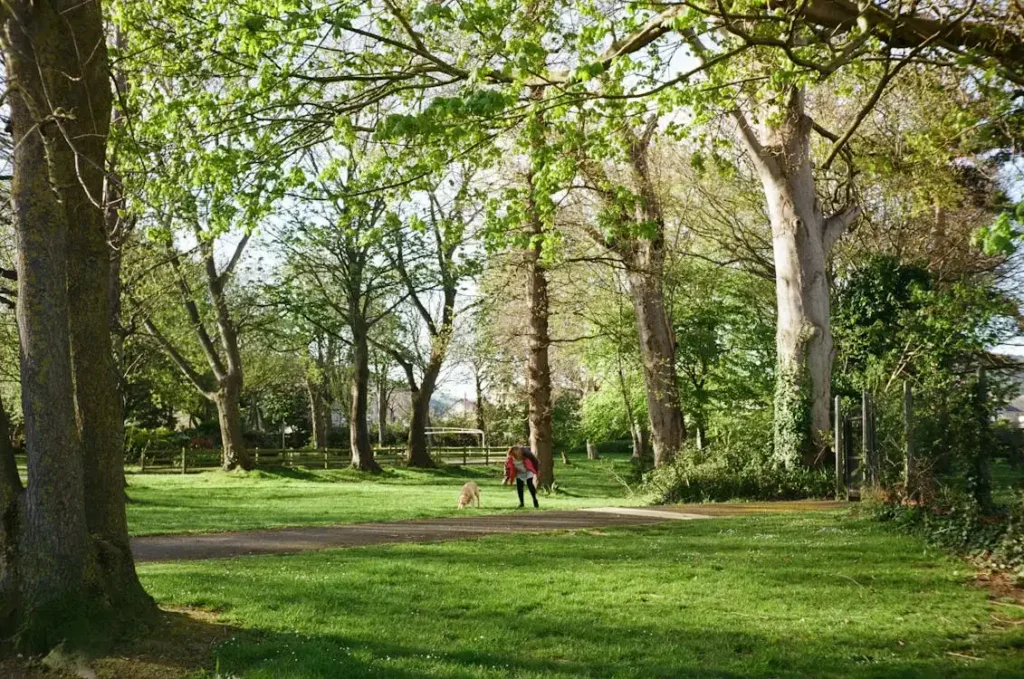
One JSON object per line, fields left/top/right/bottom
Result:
{"left": 139, "top": 512, "right": 1024, "bottom": 678}
{"left": 126, "top": 453, "right": 644, "bottom": 536}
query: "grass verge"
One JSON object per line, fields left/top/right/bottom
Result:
{"left": 137, "top": 512, "right": 1024, "bottom": 678}
{"left": 126, "top": 453, "right": 642, "bottom": 536}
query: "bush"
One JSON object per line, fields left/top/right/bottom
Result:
{"left": 125, "top": 426, "right": 188, "bottom": 460}
{"left": 870, "top": 489, "right": 1024, "bottom": 582}
{"left": 244, "top": 430, "right": 282, "bottom": 449}
{"left": 642, "top": 454, "right": 833, "bottom": 503}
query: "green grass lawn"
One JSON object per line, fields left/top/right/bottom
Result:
{"left": 126, "top": 453, "right": 643, "bottom": 536}
{"left": 138, "top": 511, "right": 1024, "bottom": 678}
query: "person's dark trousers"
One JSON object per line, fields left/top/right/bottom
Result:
{"left": 516, "top": 478, "right": 539, "bottom": 507}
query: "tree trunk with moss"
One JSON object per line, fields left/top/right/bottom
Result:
{"left": 582, "top": 124, "right": 685, "bottom": 467}
{"left": 732, "top": 89, "right": 858, "bottom": 467}
{"left": 0, "top": 0, "right": 155, "bottom": 648}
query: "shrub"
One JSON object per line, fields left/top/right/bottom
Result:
{"left": 870, "top": 489, "right": 1024, "bottom": 582}
{"left": 642, "top": 452, "right": 833, "bottom": 503}
{"left": 125, "top": 426, "right": 188, "bottom": 460}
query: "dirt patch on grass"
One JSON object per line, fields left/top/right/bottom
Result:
{"left": 976, "top": 570, "right": 1024, "bottom": 611}
{"left": 0, "top": 608, "right": 231, "bottom": 678}
{"left": 132, "top": 509, "right": 673, "bottom": 562}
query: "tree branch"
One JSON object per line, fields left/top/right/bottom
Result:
{"left": 823, "top": 205, "right": 861, "bottom": 251}
{"left": 217, "top": 231, "right": 251, "bottom": 287}
{"left": 141, "top": 314, "right": 214, "bottom": 397}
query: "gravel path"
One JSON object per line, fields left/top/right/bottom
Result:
{"left": 131, "top": 501, "right": 844, "bottom": 563}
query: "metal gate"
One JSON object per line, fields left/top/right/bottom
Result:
{"left": 835, "top": 393, "right": 877, "bottom": 501}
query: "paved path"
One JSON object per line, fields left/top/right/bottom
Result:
{"left": 131, "top": 501, "right": 844, "bottom": 563}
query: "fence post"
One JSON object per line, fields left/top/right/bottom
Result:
{"left": 140, "top": 450, "right": 146, "bottom": 473}
{"left": 975, "top": 367, "right": 992, "bottom": 507}
{"left": 181, "top": 447, "right": 187, "bottom": 475}
{"left": 324, "top": 449, "right": 329, "bottom": 470}
{"left": 903, "top": 382, "right": 914, "bottom": 499}
{"left": 255, "top": 449, "right": 260, "bottom": 467}
{"left": 463, "top": 448, "right": 468, "bottom": 465}
{"left": 485, "top": 447, "right": 489, "bottom": 465}
{"left": 862, "top": 391, "right": 874, "bottom": 487}
{"left": 834, "top": 395, "right": 844, "bottom": 500}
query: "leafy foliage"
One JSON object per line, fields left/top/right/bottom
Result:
{"left": 871, "top": 489, "right": 1024, "bottom": 582}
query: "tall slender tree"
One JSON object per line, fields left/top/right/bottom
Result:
{"left": 382, "top": 176, "right": 482, "bottom": 467}
{"left": 138, "top": 233, "right": 253, "bottom": 470}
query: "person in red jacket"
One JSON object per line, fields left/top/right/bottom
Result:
{"left": 503, "top": 445, "right": 540, "bottom": 508}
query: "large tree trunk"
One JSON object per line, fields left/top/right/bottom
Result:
{"left": 215, "top": 377, "right": 250, "bottom": 470}
{"left": 583, "top": 125, "right": 686, "bottom": 467}
{"left": 4, "top": 49, "right": 91, "bottom": 638}
{"left": 63, "top": 61, "right": 150, "bottom": 618}
{"left": 349, "top": 329, "right": 380, "bottom": 472}
{"left": 769, "top": 198, "right": 832, "bottom": 468}
{"left": 1, "top": 0, "right": 154, "bottom": 647}
{"left": 626, "top": 255, "right": 685, "bottom": 467}
{"left": 525, "top": 220, "right": 555, "bottom": 490}
{"left": 737, "top": 89, "right": 857, "bottom": 467}
{"left": 522, "top": 88, "right": 555, "bottom": 490}
{"left": 407, "top": 356, "right": 442, "bottom": 468}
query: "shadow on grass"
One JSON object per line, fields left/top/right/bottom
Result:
{"left": 137, "top": 515, "right": 1024, "bottom": 678}
{"left": 247, "top": 466, "right": 351, "bottom": 482}
{"left": 122, "top": 608, "right": 1024, "bottom": 679}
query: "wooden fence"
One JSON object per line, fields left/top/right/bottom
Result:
{"left": 130, "top": 445, "right": 505, "bottom": 473}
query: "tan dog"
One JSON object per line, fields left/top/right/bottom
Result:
{"left": 457, "top": 481, "right": 481, "bottom": 509}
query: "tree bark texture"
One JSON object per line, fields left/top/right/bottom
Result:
{"left": 525, "top": 220, "right": 555, "bottom": 489}
{"left": 206, "top": 249, "right": 252, "bottom": 470}
{"left": 626, "top": 259, "right": 684, "bottom": 467}
{"left": 583, "top": 126, "right": 685, "bottom": 467}
{"left": 349, "top": 328, "right": 380, "bottom": 471}
{"left": 406, "top": 355, "right": 441, "bottom": 468}
{"left": 735, "top": 89, "right": 857, "bottom": 467}
{"left": 215, "top": 377, "right": 247, "bottom": 471}
{"left": 0, "top": 0, "right": 153, "bottom": 646}
{"left": 307, "top": 378, "right": 330, "bottom": 450}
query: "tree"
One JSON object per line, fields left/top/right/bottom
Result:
{"left": 665, "top": 0, "right": 1022, "bottom": 467}
{"left": 381, "top": 174, "right": 482, "bottom": 466}
{"left": 576, "top": 121, "right": 686, "bottom": 466}
{"left": 275, "top": 144, "right": 402, "bottom": 472}
{"left": 0, "top": 0, "right": 152, "bottom": 648}
{"left": 305, "top": 335, "right": 338, "bottom": 450}
{"left": 136, "top": 234, "right": 254, "bottom": 470}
